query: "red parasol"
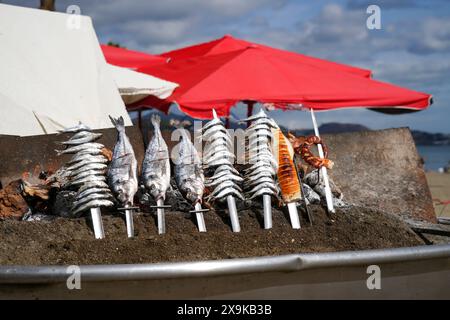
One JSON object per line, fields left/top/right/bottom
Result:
{"left": 135, "top": 46, "right": 431, "bottom": 118}
{"left": 101, "top": 44, "right": 166, "bottom": 69}
{"left": 161, "top": 34, "right": 372, "bottom": 78}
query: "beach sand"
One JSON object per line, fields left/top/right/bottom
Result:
{"left": 426, "top": 172, "right": 450, "bottom": 217}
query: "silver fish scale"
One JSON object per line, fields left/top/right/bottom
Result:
{"left": 202, "top": 118, "right": 243, "bottom": 203}
{"left": 141, "top": 115, "right": 171, "bottom": 201}
{"left": 244, "top": 114, "right": 278, "bottom": 199}
{"left": 174, "top": 129, "right": 205, "bottom": 204}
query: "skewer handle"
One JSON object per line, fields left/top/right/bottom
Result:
{"left": 157, "top": 198, "right": 166, "bottom": 235}
{"left": 263, "top": 194, "right": 272, "bottom": 229}
{"left": 125, "top": 209, "right": 134, "bottom": 238}
{"left": 90, "top": 207, "right": 105, "bottom": 239}
{"left": 194, "top": 203, "right": 207, "bottom": 232}
{"left": 227, "top": 195, "right": 241, "bottom": 232}
{"left": 287, "top": 202, "right": 301, "bottom": 229}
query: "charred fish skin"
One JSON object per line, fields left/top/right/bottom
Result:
{"left": 272, "top": 126, "right": 302, "bottom": 203}
{"left": 142, "top": 115, "right": 171, "bottom": 201}
{"left": 174, "top": 128, "right": 205, "bottom": 204}
{"left": 108, "top": 116, "right": 138, "bottom": 207}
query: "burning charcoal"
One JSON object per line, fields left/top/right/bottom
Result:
{"left": 333, "top": 197, "right": 347, "bottom": 208}
{"left": 23, "top": 213, "right": 56, "bottom": 222}
{"left": 302, "top": 184, "right": 321, "bottom": 204}
{"left": 52, "top": 190, "right": 77, "bottom": 218}
{"left": 305, "top": 169, "right": 343, "bottom": 199}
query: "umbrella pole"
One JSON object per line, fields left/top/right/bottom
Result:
{"left": 225, "top": 117, "right": 230, "bottom": 129}
{"left": 138, "top": 109, "right": 142, "bottom": 131}
{"left": 246, "top": 101, "right": 254, "bottom": 128}
{"left": 310, "top": 109, "right": 335, "bottom": 214}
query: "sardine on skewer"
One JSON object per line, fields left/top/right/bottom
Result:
{"left": 57, "top": 122, "right": 91, "bottom": 134}
{"left": 60, "top": 132, "right": 103, "bottom": 145}
{"left": 202, "top": 109, "right": 243, "bottom": 232}
{"left": 142, "top": 115, "right": 171, "bottom": 234}
{"left": 108, "top": 116, "right": 138, "bottom": 238}
{"left": 55, "top": 122, "right": 111, "bottom": 239}
{"left": 55, "top": 142, "right": 104, "bottom": 156}
{"left": 243, "top": 110, "right": 278, "bottom": 229}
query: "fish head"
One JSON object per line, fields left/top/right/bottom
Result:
{"left": 145, "top": 179, "right": 165, "bottom": 201}
{"left": 184, "top": 180, "right": 204, "bottom": 203}
{"left": 112, "top": 181, "right": 135, "bottom": 206}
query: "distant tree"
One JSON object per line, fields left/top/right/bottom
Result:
{"left": 107, "top": 41, "right": 125, "bottom": 49}
{"left": 39, "top": 0, "right": 55, "bottom": 11}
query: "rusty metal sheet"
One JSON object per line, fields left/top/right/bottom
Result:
{"left": 0, "top": 126, "right": 144, "bottom": 186}
{"left": 322, "top": 127, "right": 436, "bottom": 223}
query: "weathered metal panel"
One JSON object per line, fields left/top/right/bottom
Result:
{"left": 322, "top": 128, "right": 436, "bottom": 223}
{"left": 0, "top": 126, "right": 145, "bottom": 186}
{"left": 0, "top": 244, "right": 449, "bottom": 299}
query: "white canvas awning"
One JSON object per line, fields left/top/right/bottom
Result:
{"left": 108, "top": 64, "right": 178, "bottom": 105}
{"left": 0, "top": 4, "right": 133, "bottom": 136}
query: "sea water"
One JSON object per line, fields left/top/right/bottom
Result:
{"left": 416, "top": 145, "right": 450, "bottom": 171}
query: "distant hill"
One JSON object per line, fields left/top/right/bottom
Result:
{"left": 130, "top": 111, "right": 449, "bottom": 146}
{"left": 411, "top": 130, "right": 450, "bottom": 146}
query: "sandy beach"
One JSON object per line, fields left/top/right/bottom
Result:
{"left": 426, "top": 172, "right": 450, "bottom": 217}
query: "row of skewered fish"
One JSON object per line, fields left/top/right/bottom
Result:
{"left": 54, "top": 110, "right": 330, "bottom": 238}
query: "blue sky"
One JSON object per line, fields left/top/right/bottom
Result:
{"left": 4, "top": 0, "right": 450, "bottom": 132}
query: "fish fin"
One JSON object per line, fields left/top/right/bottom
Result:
{"left": 181, "top": 120, "right": 192, "bottom": 128}
{"left": 109, "top": 115, "right": 125, "bottom": 132}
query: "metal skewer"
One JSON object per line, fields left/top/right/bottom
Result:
{"left": 287, "top": 202, "right": 301, "bottom": 229}
{"left": 227, "top": 195, "right": 241, "bottom": 232}
{"left": 263, "top": 194, "right": 272, "bottom": 229}
{"left": 294, "top": 154, "right": 313, "bottom": 225}
{"left": 156, "top": 198, "right": 166, "bottom": 235}
{"left": 90, "top": 207, "right": 105, "bottom": 239}
{"left": 194, "top": 202, "right": 207, "bottom": 232}
{"left": 124, "top": 207, "right": 134, "bottom": 238}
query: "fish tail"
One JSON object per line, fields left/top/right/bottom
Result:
{"left": 151, "top": 114, "right": 161, "bottom": 128}
{"left": 109, "top": 115, "right": 125, "bottom": 132}
{"left": 169, "top": 118, "right": 181, "bottom": 128}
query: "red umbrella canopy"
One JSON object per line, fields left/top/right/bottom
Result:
{"left": 101, "top": 44, "right": 166, "bottom": 69}
{"left": 161, "top": 34, "right": 372, "bottom": 78}
{"left": 136, "top": 46, "right": 431, "bottom": 119}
